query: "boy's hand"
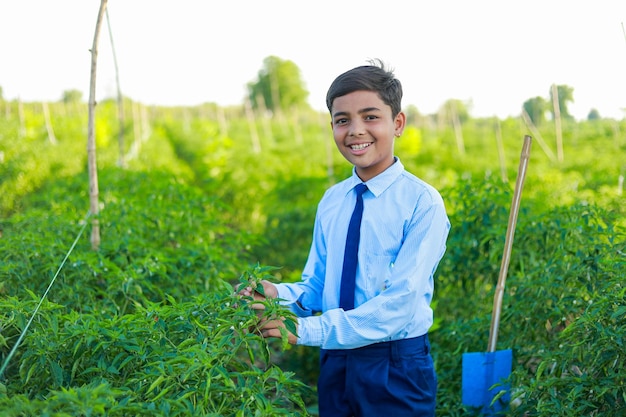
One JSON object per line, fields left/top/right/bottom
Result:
{"left": 237, "top": 280, "right": 278, "bottom": 318}
{"left": 238, "top": 279, "right": 278, "bottom": 301}
{"left": 236, "top": 280, "right": 298, "bottom": 344}
{"left": 259, "top": 316, "right": 299, "bottom": 344}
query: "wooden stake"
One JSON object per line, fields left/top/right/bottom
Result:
{"left": 42, "top": 102, "right": 57, "bottom": 145}
{"left": 105, "top": 8, "right": 125, "bottom": 168}
{"left": 140, "top": 104, "right": 150, "bottom": 142}
{"left": 244, "top": 96, "right": 261, "bottom": 154}
{"left": 451, "top": 103, "right": 466, "bottom": 156}
{"left": 217, "top": 106, "right": 229, "bottom": 138}
{"left": 255, "top": 93, "right": 273, "bottom": 145}
{"left": 487, "top": 135, "right": 532, "bottom": 353}
{"left": 521, "top": 108, "right": 556, "bottom": 162}
{"left": 18, "top": 99, "right": 25, "bottom": 138}
{"left": 551, "top": 84, "right": 564, "bottom": 162}
{"left": 87, "top": 0, "right": 108, "bottom": 251}
{"left": 124, "top": 101, "right": 140, "bottom": 162}
{"left": 495, "top": 118, "right": 508, "bottom": 183}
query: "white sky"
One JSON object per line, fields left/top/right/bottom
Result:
{"left": 1, "top": 1, "right": 626, "bottom": 120}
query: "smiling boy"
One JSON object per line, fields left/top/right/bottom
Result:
{"left": 240, "top": 60, "right": 450, "bottom": 416}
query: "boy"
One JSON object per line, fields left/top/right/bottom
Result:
{"left": 240, "top": 60, "right": 450, "bottom": 416}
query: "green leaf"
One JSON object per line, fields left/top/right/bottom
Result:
{"left": 147, "top": 375, "right": 165, "bottom": 394}
{"left": 284, "top": 318, "right": 298, "bottom": 338}
{"left": 50, "top": 360, "right": 64, "bottom": 387}
{"left": 255, "top": 284, "right": 266, "bottom": 297}
{"left": 152, "top": 385, "right": 172, "bottom": 401}
{"left": 610, "top": 306, "right": 626, "bottom": 320}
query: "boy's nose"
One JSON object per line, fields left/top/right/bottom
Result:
{"left": 349, "top": 121, "right": 365, "bottom": 136}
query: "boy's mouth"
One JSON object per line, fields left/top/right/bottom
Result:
{"left": 350, "top": 143, "right": 371, "bottom": 151}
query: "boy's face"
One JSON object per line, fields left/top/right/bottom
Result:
{"left": 330, "top": 90, "right": 405, "bottom": 182}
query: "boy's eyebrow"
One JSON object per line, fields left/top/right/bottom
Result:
{"left": 358, "top": 107, "right": 382, "bottom": 114}
{"left": 332, "top": 107, "right": 382, "bottom": 119}
{"left": 332, "top": 110, "right": 348, "bottom": 119}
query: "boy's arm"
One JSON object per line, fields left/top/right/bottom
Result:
{"left": 274, "top": 211, "right": 327, "bottom": 317}
{"left": 296, "top": 199, "right": 450, "bottom": 349}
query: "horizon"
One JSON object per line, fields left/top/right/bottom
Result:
{"left": 1, "top": 1, "right": 625, "bottom": 120}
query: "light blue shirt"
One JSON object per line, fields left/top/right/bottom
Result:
{"left": 276, "top": 158, "right": 450, "bottom": 349}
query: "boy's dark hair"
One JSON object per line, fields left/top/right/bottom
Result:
{"left": 326, "top": 59, "right": 403, "bottom": 117}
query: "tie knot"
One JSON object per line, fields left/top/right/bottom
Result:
{"left": 355, "top": 183, "right": 368, "bottom": 196}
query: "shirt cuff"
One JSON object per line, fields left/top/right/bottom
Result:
{"left": 276, "top": 284, "right": 313, "bottom": 317}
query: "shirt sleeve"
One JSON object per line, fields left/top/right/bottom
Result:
{"left": 275, "top": 208, "right": 327, "bottom": 316}
{"left": 296, "top": 197, "right": 450, "bottom": 349}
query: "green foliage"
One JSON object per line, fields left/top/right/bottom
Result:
{"left": 549, "top": 84, "right": 575, "bottom": 121}
{"left": 247, "top": 56, "right": 310, "bottom": 112}
{"left": 440, "top": 99, "right": 471, "bottom": 123}
{"left": 0, "top": 265, "right": 311, "bottom": 416}
{"left": 0, "top": 98, "right": 624, "bottom": 415}
{"left": 508, "top": 205, "right": 625, "bottom": 416}
{"left": 61, "top": 89, "right": 83, "bottom": 104}
{"left": 1, "top": 167, "right": 260, "bottom": 314}
{"left": 523, "top": 96, "right": 547, "bottom": 126}
{"left": 432, "top": 190, "right": 625, "bottom": 416}
{"left": 587, "top": 108, "right": 601, "bottom": 120}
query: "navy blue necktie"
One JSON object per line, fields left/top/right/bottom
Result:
{"left": 339, "top": 183, "right": 368, "bottom": 310}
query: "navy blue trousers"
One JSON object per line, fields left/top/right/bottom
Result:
{"left": 317, "top": 335, "right": 436, "bottom": 417}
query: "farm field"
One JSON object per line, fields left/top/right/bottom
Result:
{"left": 0, "top": 97, "right": 624, "bottom": 416}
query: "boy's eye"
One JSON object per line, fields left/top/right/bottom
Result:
{"left": 334, "top": 118, "right": 348, "bottom": 125}
{"left": 364, "top": 115, "right": 378, "bottom": 120}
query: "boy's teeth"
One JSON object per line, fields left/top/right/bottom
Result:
{"left": 351, "top": 143, "right": 370, "bottom": 150}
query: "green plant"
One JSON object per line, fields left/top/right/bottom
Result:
{"left": 0, "top": 266, "right": 311, "bottom": 416}
{"left": 1, "top": 99, "right": 624, "bottom": 416}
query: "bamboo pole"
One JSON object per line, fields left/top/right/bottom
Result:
{"left": 494, "top": 118, "right": 508, "bottom": 183}
{"left": 124, "top": 101, "right": 141, "bottom": 162}
{"left": 451, "top": 103, "right": 466, "bottom": 156}
{"left": 140, "top": 104, "right": 150, "bottom": 142}
{"left": 551, "top": 84, "right": 564, "bottom": 162}
{"left": 521, "top": 108, "right": 556, "bottom": 162}
{"left": 42, "top": 102, "right": 57, "bottom": 145}
{"left": 87, "top": 0, "right": 108, "bottom": 251}
{"left": 255, "top": 93, "right": 273, "bottom": 145}
{"left": 217, "top": 106, "right": 229, "bottom": 138}
{"left": 132, "top": 101, "right": 141, "bottom": 145}
{"left": 487, "top": 135, "right": 532, "bottom": 353}
{"left": 18, "top": 99, "right": 25, "bottom": 138}
{"left": 244, "top": 96, "right": 261, "bottom": 154}
{"left": 105, "top": 8, "right": 125, "bottom": 168}
{"left": 269, "top": 67, "right": 286, "bottom": 134}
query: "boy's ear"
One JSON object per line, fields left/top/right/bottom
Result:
{"left": 394, "top": 111, "right": 407, "bottom": 137}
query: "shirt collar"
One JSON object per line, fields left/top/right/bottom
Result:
{"left": 348, "top": 157, "right": 404, "bottom": 198}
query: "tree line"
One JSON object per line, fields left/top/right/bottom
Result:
{"left": 0, "top": 56, "right": 608, "bottom": 124}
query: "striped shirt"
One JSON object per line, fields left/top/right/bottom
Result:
{"left": 276, "top": 158, "right": 450, "bottom": 349}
